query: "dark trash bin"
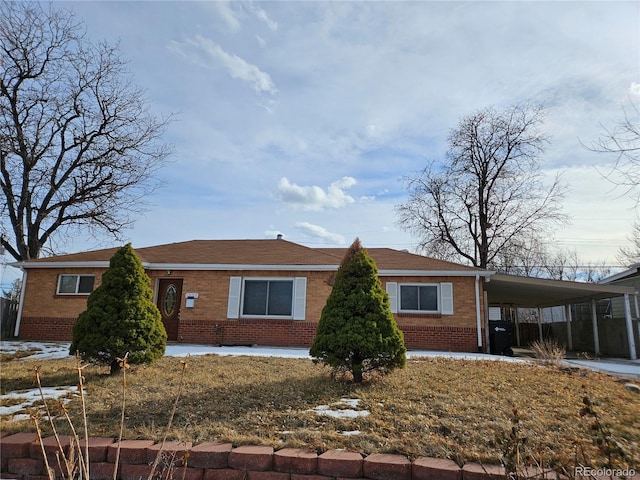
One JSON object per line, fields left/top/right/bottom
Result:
{"left": 489, "top": 320, "right": 514, "bottom": 356}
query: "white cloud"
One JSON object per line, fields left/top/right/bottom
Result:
{"left": 277, "top": 177, "right": 357, "bottom": 210}
{"left": 45, "top": 2, "right": 640, "bottom": 265}
{"left": 295, "top": 222, "right": 345, "bottom": 244}
{"left": 169, "top": 35, "right": 277, "bottom": 95}
{"left": 250, "top": 4, "right": 278, "bottom": 31}
{"left": 212, "top": 1, "right": 241, "bottom": 31}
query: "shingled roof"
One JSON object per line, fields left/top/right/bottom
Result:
{"left": 16, "top": 239, "right": 484, "bottom": 273}
{"left": 316, "top": 247, "right": 481, "bottom": 272}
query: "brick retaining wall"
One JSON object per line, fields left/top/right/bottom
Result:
{"left": 0, "top": 433, "right": 512, "bottom": 480}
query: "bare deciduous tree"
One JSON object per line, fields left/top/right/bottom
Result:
{"left": 0, "top": 2, "right": 172, "bottom": 261}
{"left": 591, "top": 98, "right": 640, "bottom": 207}
{"left": 396, "top": 103, "right": 566, "bottom": 269}
{"left": 617, "top": 220, "right": 640, "bottom": 266}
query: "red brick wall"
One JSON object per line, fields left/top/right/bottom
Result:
{"left": 18, "top": 269, "right": 486, "bottom": 352}
{"left": 21, "top": 268, "right": 104, "bottom": 318}
{"left": 177, "top": 318, "right": 318, "bottom": 347}
{"left": 19, "top": 316, "right": 483, "bottom": 352}
{"left": 17, "top": 317, "right": 75, "bottom": 341}
{"left": 147, "top": 270, "right": 334, "bottom": 323}
{"left": 381, "top": 276, "right": 481, "bottom": 328}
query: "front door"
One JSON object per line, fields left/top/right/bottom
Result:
{"left": 157, "top": 279, "right": 182, "bottom": 341}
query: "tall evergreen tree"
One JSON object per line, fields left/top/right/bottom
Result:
{"left": 70, "top": 244, "right": 166, "bottom": 373}
{"left": 310, "top": 238, "right": 406, "bottom": 382}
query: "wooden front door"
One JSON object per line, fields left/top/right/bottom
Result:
{"left": 157, "top": 279, "right": 182, "bottom": 341}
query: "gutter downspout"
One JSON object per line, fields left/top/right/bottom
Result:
{"left": 13, "top": 269, "right": 27, "bottom": 337}
{"left": 475, "top": 275, "right": 483, "bottom": 351}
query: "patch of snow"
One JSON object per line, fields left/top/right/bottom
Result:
{"left": 8, "top": 413, "right": 31, "bottom": 422}
{"left": 337, "top": 398, "right": 360, "bottom": 408}
{"left": 308, "top": 398, "right": 369, "bottom": 419}
{"left": 312, "top": 408, "right": 369, "bottom": 419}
{"left": 0, "top": 341, "right": 72, "bottom": 360}
{"left": 1, "top": 386, "right": 78, "bottom": 418}
{"left": 341, "top": 430, "right": 361, "bottom": 436}
{"left": 2, "top": 341, "right": 637, "bottom": 379}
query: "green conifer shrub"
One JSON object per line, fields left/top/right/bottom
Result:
{"left": 310, "top": 238, "right": 406, "bottom": 382}
{"left": 70, "top": 243, "right": 167, "bottom": 373}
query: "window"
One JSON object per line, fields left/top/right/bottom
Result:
{"left": 400, "top": 284, "right": 439, "bottom": 312}
{"left": 386, "top": 282, "right": 454, "bottom": 315}
{"left": 227, "top": 277, "right": 307, "bottom": 320}
{"left": 242, "top": 279, "right": 293, "bottom": 316}
{"left": 57, "top": 275, "right": 95, "bottom": 295}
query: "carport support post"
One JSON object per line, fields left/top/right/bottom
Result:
{"left": 564, "top": 304, "right": 573, "bottom": 352}
{"left": 624, "top": 293, "right": 637, "bottom": 360}
{"left": 537, "top": 308, "right": 543, "bottom": 342}
{"left": 635, "top": 294, "right": 640, "bottom": 352}
{"left": 591, "top": 299, "right": 600, "bottom": 357}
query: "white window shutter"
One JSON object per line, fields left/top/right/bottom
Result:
{"left": 441, "top": 282, "right": 454, "bottom": 315}
{"left": 227, "top": 276, "right": 242, "bottom": 319}
{"left": 293, "top": 277, "right": 307, "bottom": 320}
{"left": 386, "top": 282, "right": 398, "bottom": 313}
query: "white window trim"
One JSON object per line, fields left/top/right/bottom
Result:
{"left": 227, "top": 277, "right": 242, "bottom": 319}
{"left": 386, "top": 282, "right": 398, "bottom": 313}
{"left": 293, "top": 277, "right": 307, "bottom": 320}
{"left": 56, "top": 274, "right": 95, "bottom": 295}
{"left": 399, "top": 283, "right": 441, "bottom": 314}
{"left": 227, "top": 277, "right": 307, "bottom": 320}
{"left": 387, "top": 282, "right": 454, "bottom": 315}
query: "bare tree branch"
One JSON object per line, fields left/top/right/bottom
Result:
{"left": 0, "top": 2, "right": 172, "bottom": 261}
{"left": 617, "top": 220, "right": 640, "bottom": 266}
{"left": 589, "top": 98, "right": 640, "bottom": 207}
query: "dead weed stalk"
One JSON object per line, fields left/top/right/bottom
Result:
{"left": 29, "top": 352, "right": 187, "bottom": 480}
{"left": 499, "top": 392, "right": 635, "bottom": 480}
{"left": 147, "top": 359, "right": 189, "bottom": 480}
{"left": 575, "top": 392, "right": 631, "bottom": 470}
{"left": 497, "top": 408, "right": 554, "bottom": 480}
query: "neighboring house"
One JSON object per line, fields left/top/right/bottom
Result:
{"left": 12, "top": 239, "right": 492, "bottom": 353}
{"left": 598, "top": 263, "right": 640, "bottom": 358}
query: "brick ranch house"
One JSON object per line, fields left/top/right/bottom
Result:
{"left": 12, "top": 238, "right": 494, "bottom": 352}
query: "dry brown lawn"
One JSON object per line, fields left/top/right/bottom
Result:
{"left": 1, "top": 353, "right": 638, "bottom": 470}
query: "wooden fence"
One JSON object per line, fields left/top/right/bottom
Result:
{"left": 1, "top": 297, "right": 18, "bottom": 339}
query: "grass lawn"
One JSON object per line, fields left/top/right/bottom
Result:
{"left": 1, "top": 353, "right": 638, "bottom": 470}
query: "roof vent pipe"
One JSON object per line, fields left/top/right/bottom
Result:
{"left": 276, "top": 234, "right": 283, "bottom": 240}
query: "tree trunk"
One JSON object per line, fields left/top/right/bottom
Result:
{"left": 110, "top": 359, "right": 122, "bottom": 375}
{"left": 352, "top": 364, "right": 364, "bottom": 383}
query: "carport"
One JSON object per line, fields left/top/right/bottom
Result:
{"left": 483, "top": 273, "right": 638, "bottom": 360}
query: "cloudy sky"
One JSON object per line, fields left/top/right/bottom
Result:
{"left": 5, "top": 1, "right": 640, "bottom": 278}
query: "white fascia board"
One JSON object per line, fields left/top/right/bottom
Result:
{"left": 14, "top": 261, "right": 495, "bottom": 276}
{"left": 599, "top": 265, "right": 640, "bottom": 284}
{"left": 378, "top": 269, "right": 495, "bottom": 277}
{"left": 12, "top": 261, "right": 110, "bottom": 269}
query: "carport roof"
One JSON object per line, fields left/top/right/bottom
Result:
{"left": 484, "top": 273, "right": 636, "bottom": 308}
